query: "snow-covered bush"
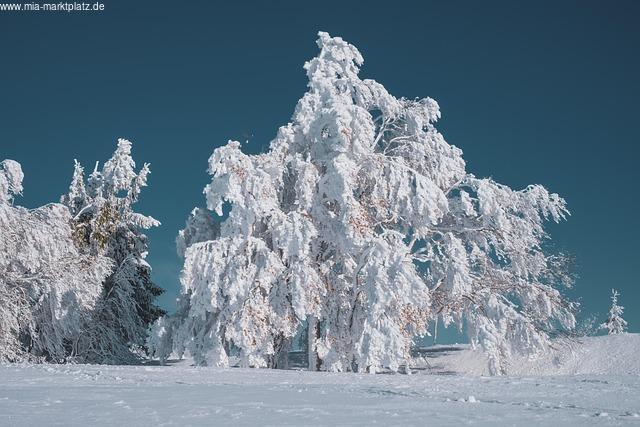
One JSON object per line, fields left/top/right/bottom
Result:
{"left": 60, "top": 139, "right": 165, "bottom": 363}
{"left": 601, "top": 289, "right": 627, "bottom": 335}
{"left": 152, "top": 32, "right": 575, "bottom": 374}
{"left": 0, "top": 160, "right": 111, "bottom": 362}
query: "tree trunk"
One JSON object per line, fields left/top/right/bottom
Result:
{"left": 271, "top": 334, "right": 291, "bottom": 370}
{"left": 307, "top": 316, "right": 321, "bottom": 371}
{"left": 433, "top": 317, "right": 438, "bottom": 346}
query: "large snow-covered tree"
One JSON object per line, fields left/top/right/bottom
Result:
{"left": 0, "top": 160, "right": 111, "bottom": 362}
{"left": 152, "top": 32, "right": 575, "bottom": 374}
{"left": 601, "top": 289, "right": 627, "bottom": 335}
{"left": 62, "top": 139, "right": 164, "bottom": 363}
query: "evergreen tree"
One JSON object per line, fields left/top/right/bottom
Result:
{"left": 601, "top": 289, "right": 627, "bottom": 335}
{"left": 62, "top": 139, "right": 164, "bottom": 363}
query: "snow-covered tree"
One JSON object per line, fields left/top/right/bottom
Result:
{"left": 62, "top": 139, "right": 164, "bottom": 363}
{"left": 148, "top": 207, "right": 220, "bottom": 363}
{"left": 152, "top": 32, "right": 575, "bottom": 374}
{"left": 0, "top": 160, "right": 111, "bottom": 362}
{"left": 601, "top": 289, "right": 627, "bottom": 335}
{"left": 0, "top": 159, "right": 23, "bottom": 203}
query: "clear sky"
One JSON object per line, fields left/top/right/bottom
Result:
{"left": 1, "top": 0, "right": 638, "bottom": 336}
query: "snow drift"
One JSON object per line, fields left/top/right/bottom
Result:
{"left": 416, "top": 333, "right": 640, "bottom": 376}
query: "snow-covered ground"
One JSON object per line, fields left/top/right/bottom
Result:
{"left": 1, "top": 335, "right": 639, "bottom": 426}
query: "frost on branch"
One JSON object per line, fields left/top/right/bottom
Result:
{"left": 601, "top": 289, "right": 627, "bottom": 335}
{"left": 154, "top": 32, "right": 575, "bottom": 374}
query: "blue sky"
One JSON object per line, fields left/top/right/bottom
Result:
{"left": 1, "top": 0, "right": 638, "bottom": 336}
